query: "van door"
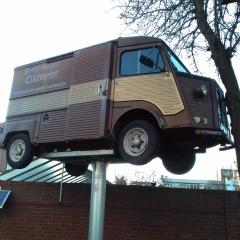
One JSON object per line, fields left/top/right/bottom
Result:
{"left": 113, "top": 43, "right": 184, "bottom": 117}
{"left": 65, "top": 43, "right": 112, "bottom": 140}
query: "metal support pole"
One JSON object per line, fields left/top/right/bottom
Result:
{"left": 59, "top": 162, "right": 65, "bottom": 204}
{"left": 88, "top": 161, "right": 107, "bottom": 240}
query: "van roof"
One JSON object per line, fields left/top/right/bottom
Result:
{"left": 117, "top": 36, "right": 162, "bottom": 47}
{"left": 15, "top": 36, "right": 163, "bottom": 70}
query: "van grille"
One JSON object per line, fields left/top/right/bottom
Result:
{"left": 179, "top": 75, "right": 213, "bottom": 128}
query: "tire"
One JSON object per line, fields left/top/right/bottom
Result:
{"left": 118, "top": 120, "right": 159, "bottom": 165}
{"left": 6, "top": 133, "right": 33, "bottom": 169}
{"left": 161, "top": 148, "right": 196, "bottom": 174}
{"left": 65, "top": 163, "right": 88, "bottom": 176}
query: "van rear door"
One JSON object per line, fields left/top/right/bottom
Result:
{"left": 65, "top": 43, "right": 112, "bottom": 140}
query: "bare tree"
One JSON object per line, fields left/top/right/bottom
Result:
{"left": 116, "top": 0, "right": 240, "bottom": 173}
{"left": 114, "top": 175, "right": 128, "bottom": 185}
{"left": 130, "top": 171, "right": 158, "bottom": 186}
{"left": 114, "top": 171, "right": 161, "bottom": 186}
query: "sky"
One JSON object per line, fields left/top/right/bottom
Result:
{"left": 0, "top": 0, "right": 239, "bottom": 183}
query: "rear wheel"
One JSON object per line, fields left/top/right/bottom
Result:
{"left": 118, "top": 120, "right": 159, "bottom": 165}
{"left": 65, "top": 163, "right": 88, "bottom": 176}
{"left": 6, "top": 133, "right": 33, "bottom": 169}
{"left": 161, "top": 148, "right": 196, "bottom": 174}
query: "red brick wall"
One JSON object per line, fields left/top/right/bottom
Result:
{"left": 0, "top": 181, "right": 239, "bottom": 240}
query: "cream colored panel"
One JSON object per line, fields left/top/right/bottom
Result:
{"left": 114, "top": 73, "right": 184, "bottom": 115}
{"left": 7, "top": 80, "right": 108, "bottom": 117}
{"left": 7, "top": 90, "right": 69, "bottom": 117}
{"left": 68, "top": 80, "right": 106, "bottom": 105}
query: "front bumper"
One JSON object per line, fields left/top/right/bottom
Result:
{"left": 195, "top": 129, "right": 233, "bottom": 145}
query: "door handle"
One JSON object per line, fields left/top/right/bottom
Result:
{"left": 97, "top": 84, "right": 107, "bottom": 96}
{"left": 97, "top": 84, "right": 102, "bottom": 95}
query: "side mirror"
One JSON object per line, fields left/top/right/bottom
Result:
{"left": 139, "top": 55, "right": 154, "bottom": 68}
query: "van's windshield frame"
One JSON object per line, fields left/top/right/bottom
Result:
{"left": 166, "top": 47, "right": 190, "bottom": 74}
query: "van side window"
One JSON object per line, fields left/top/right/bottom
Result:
{"left": 120, "top": 47, "right": 164, "bottom": 76}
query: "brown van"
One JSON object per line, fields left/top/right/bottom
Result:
{"left": 0, "top": 36, "right": 232, "bottom": 175}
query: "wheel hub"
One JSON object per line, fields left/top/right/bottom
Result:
{"left": 16, "top": 145, "right": 23, "bottom": 155}
{"left": 10, "top": 139, "right": 26, "bottom": 162}
{"left": 123, "top": 127, "right": 148, "bottom": 156}
{"left": 131, "top": 135, "right": 142, "bottom": 147}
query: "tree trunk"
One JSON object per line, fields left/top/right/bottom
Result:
{"left": 194, "top": 1, "right": 240, "bottom": 173}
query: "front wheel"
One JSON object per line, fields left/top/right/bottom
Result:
{"left": 161, "top": 148, "right": 196, "bottom": 175}
{"left": 6, "top": 133, "right": 33, "bottom": 169}
{"left": 118, "top": 120, "right": 159, "bottom": 165}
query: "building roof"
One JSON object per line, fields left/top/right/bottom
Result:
{"left": 0, "top": 158, "right": 92, "bottom": 183}
{"left": 161, "top": 178, "right": 222, "bottom": 185}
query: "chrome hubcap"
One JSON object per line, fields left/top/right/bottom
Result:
{"left": 10, "top": 139, "right": 26, "bottom": 162}
{"left": 123, "top": 127, "right": 148, "bottom": 156}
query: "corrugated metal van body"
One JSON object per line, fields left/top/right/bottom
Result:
{"left": 6, "top": 113, "right": 40, "bottom": 122}
{"left": 7, "top": 56, "right": 73, "bottom": 121}
{"left": 6, "top": 55, "right": 73, "bottom": 143}
{"left": 9, "top": 57, "right": 72, "bottom": 99}
{"left": 6, "top": 42, "right": 112, "bottom": 143}
{"left": 38, "top": 109, "right": 67, "bottom": 143}
{"left": 66, "top": 101, "right": 102, "bottom": 139}
{"left": 66, "top": 43, "right": 112, "bottom": 140}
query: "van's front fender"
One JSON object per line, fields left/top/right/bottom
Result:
{"left": 0, "top": 122, "right": 5, "bottom": 148}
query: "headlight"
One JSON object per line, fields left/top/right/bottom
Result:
{"left": 194, "top": 85, "right": 208, "bottom": 97}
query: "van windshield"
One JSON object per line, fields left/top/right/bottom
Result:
{"left": 167, "top": 48, "right": 190, "bottom": 74}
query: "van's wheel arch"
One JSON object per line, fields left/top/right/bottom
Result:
{"left": 6, "top": 133, "right": 33, "bottom": 169}
{"left": 117, "top": 120, "right": 159, "bottom": 165}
